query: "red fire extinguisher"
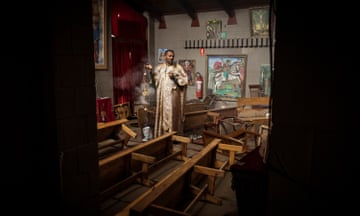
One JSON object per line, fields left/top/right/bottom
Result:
{"left": 195, "top": 72, "right": 203, "bottom": 99}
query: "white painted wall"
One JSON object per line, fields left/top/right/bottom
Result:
{"left": 95, "top": 8, "right": 271, "bottom": 103}
{"left": 152, "top": 9, "right": 271, "bottom": 100}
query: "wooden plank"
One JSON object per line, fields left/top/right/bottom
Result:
{"left": 202, "top": 130, "right": 245, "bottom": 146}
{"left": 122, "top": 124, "right": 137, "bottom": 138}
{"left": 185, "top": 106, "right": 236, "bottom": 116}
{"left": 183, "top": 184, "right": 208, "bottom": 213}
{"left": 184, "top": 102, "right": 206, "bottom": 113}
{"left": 184, "top": 106, "right": 237, "bottom": 133}
{"left": 97, "top": 119, "right": 130, "bottom": 143}
{"left": 172, "top": 135, "right": 191, "bottom": 143}
{"left": 226, "top": 128, "right": 259, "bottom": 138}
{"left": 99, "top": 132, "right": 175, "bottom": 166}
{"left": 193, "top": 165, "right": 225, "bottom": 178}
{"left": 147, "top": 204, "right": 191, "bottom": 216}
{"left": 218, "top": 143, "right": 244, "bottom": 152}
{"left": 97, "top": 119, "right": 128, "bottom": 130}
{"left": 131, "top": 152, "right": 156, "bottom": 164}
{"left": 98, "top": 139, "right": 123, "bottom": 150}
{"left": 189, "top": 185, "right": 222, "bottom": 205}
{"left": 172, "top": 135, "right": 190, "bottom": 160}
{"left": 237, "top": 97, "right": 269, "bottom": 107}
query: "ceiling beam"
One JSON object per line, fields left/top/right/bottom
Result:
{"left": 159, "top": 15, "right": 167, "bottom": 29}
{"left": 176, "top": 0, "right": 200, "bottom": 27}
{"left": 218, "top": 0, "right": 235, "bottom": 17}
{"left": 176, "top": 0, "right": 197, "bottom": 20}
{"left": 218, "top": 0, "right": 237, "bottom": 24}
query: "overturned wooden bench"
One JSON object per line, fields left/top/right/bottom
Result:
{"left": 99, "top": 131, "right": 191, "bottom": 202}
{"left": 236, "top": 96, "right": 270, "bottom": 112}
{"left": 236, "top": 96, "right": 270, "bottom": 132}
{"left": 202, "top": 129, "right": 261, "bottom": 170}
{"left": 97, "top": 119, "right": 137, "bottom": 158}
{"left": 115, "top": 138, "right": 229, "bottom": 216}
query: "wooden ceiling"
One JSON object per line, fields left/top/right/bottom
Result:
{"left": 123, "top": 0, "right": 270, "bottom": 22}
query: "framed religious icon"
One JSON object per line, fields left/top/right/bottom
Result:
{"left": 259, "top": 64, "right": 271, "bottom": 96}
{"left": 178, "top": 59, "right": 196, "bottom": 86}
{"left": 206, "top": 20, "right": 222, "bottom": 39}
{"left": 113, "top": 102, "right": 130, "bottom": 120}
{"left": 158, "top": 48, "right": 167, "bottom": 63}
{"left": 250, "top": 7, "right": 270, "bottom": 37}
{"left": 93, "top": 0, "right": 107, "bottom": 70}
{"left": 206, "top": 55, "right": 247, "bottom": 99}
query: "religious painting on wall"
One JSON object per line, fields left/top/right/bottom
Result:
{"left": 92, "top": 0, "right": 107, "bottom": 70}
{"left": 178, "top": 59, "right": 196, "bottom": 86}
{"left": 206, "top": 20, "right": 222, "bottom": 39}
{"left": 206, "top": 55, "right": 247, "bottom": 99}
{"left": 250, "top": 7, "right": 270, "bottom": 37}
{"left": 259, "top": 64, "right": 271, "bottom": 96}
{"left": 158, "top": 48, "right": 167, "bottom": 63}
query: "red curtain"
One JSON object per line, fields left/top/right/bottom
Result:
{"left": 111, "top": 0, "right": 148, "bottom": 108}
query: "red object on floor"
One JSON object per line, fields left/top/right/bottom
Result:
{"left": 96, "top": 97, "right": 114, "bottom": 122}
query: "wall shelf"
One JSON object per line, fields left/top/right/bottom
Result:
{"left": 184, "top": 37, "right": 270, "bottom": 49}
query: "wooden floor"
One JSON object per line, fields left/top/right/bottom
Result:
{"left": 99, "top": 124, "right": 240, "bottom": 216}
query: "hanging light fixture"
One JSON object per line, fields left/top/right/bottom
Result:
{"left": 200, "top": 47, "right": 205, "bottom": 56}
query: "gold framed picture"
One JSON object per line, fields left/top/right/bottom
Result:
{"left": 250, "top": 7, "right": 269, "bottom": 37}
{"left": 113, "top": 102, "right": 130, "bottom": 120}
{"left": 206, "top": 20, "right": 222, "bottom": 39}
{"left": 178, "top": 59, "right": 196, "bottom": 86}
{"left": 206, "top": 54, "right": 247, "bottom": 99}
{"left": 92, "top": 0, "right": 108, "bottom": 70}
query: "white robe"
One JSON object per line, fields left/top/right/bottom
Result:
{"left": 153, "top": 63, "right": 188, "bottom": 137}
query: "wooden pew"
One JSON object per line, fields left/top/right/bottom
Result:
{"left": 97, "top": 119, "right": 137, "bottom": 153}
{"left": 184, "top": 106, "right": 237, "bottom": 134}
{"left": 236, "top": 96, "right": 270, "bottom": 112}
{"left": 202, "top": 130, "right": 251, "bottom": 170}
{"left": 98, "top": 131, "right": 190, "bottom": 202}
{"left": 116, "top": 138, "right": 226, "bottom": 216}
{"left": 136, "top": 103, "right": 237, "bottom": 135}
{"left": 235, "top": 96, "right": 270, "bottom": 132}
